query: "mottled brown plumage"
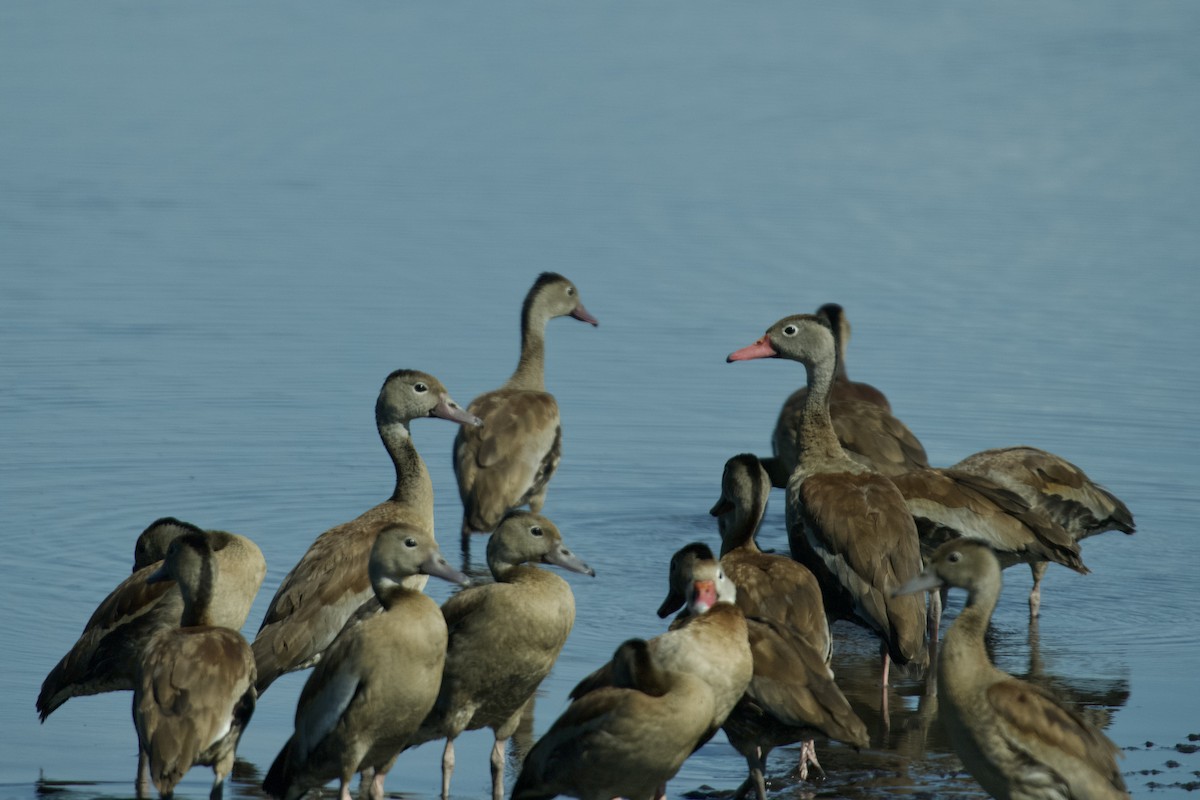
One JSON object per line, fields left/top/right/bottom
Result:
{"left": 890, "top": 466, "right": 1088, "bottom": 622}
{"left": 134, "top": 531, "right": 258, "bottom": 800}
{"left": 711, "top": 453, "right": 831, "bottom": 663}
{"left": 38, "top": 518, "right": 263, "bottom": 723}
{"left": 952, "top": 446, "right": 1134, "bottom": 615}
{"left": 252, "top": 370, "right": 479, "bottom": 693}
{"left": 724, "top": 616, "right": 869, "bottom": 799}
{"left": 895, "top": 539, "right": 1129, "bottom": 799}
{"left": 262, "top": 524, "right": 468, "bottom": 800}
{"left": 512, "top": 638, "right": 717, "bottom": 800}
{"left": 454, "top": 273, "right": 597, "bottom": 542}
{"left": 729, "top": 315, "right": 927, "bottom": 699}
{"left": 406, "top": 512, "right": 594, "bottom": 800}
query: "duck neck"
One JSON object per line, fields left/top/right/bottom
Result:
{"left": 375, "top": 582, "right": 420, "bottom": 612}
{"left": 942, "top": 577, "right": 1001, "bottom": 667}
{"left": 506, "top": 304, "right": 548, "bottom": 392}
{"left": 798, "top": 357, "right": 845, "bottom": 463}
{"left": 379, "top": 422, "right": 434, "bottom": 509}
{"left": 719, "top": 507, "right": 764, "bottom": 558}
{"left": 179, "top": 561, "right": 217, "bottom": 628}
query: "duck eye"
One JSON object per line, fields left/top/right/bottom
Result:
{"left": 413, "top": 382, "right": 428, "bottom": 394}
{"left": 404, "top": 537, "right": 418, "bottom": 548}
{"left": 947, "top": 551, "right": 961, "bottom": 563}
{"left": 782, "top": 325, "right": 798, "bottom": 336}
{"left": 566, "top": 286, "right": 575, "bottom": 296}
{"left": 530, "top": 526, "right": 543, "bottom": 537}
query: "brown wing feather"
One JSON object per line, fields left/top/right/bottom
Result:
{"left": 455, "top": 390, "right": 561, "bottom": 531}
{"left": 252, "top": 519, "right": 378, "bottom": 689}
{"left": 793, "top": 471, "right": 926, "bottom": 663}
{"left": 740, "top": 618, "right": 868, "bottom": 747}
{"left": 987, "top": 679, "right": 1127, "bottom": 793}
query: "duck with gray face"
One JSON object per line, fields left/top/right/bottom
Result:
{"left": 453, "top": 272, "right": 598, "bottom": 549}
{"left": 728, "top": 314, "right": 928, "bottom": 725}
{"left": 893, "top": 539, "right": 1129, "bottom": 800}
{"left": 252, "top": 369, "right": 479, "bottom": 695}
{"left": 263, "top": 523, "right": 468, "bottom": 800}
{"left": 409, "top": 510, "right": 595, "bottom": 800}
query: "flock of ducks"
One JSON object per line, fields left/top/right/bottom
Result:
{"left": 36, "top": 273, "right": 1136, "bottom": 800}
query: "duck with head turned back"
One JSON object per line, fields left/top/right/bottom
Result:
{"left": 729, "top": 314, "right": 928, "bottom": 721}
{"left": 573, "top": 542, "right": 753, "bottom": 754}
{"left": 512, "top": 637, "right": 716, "bottom": 800}
{"left": 252, "top": 370, "right": 479, "bottom": 694}
{"left": 710, "top": 453, "right": 831, "bottom": 663}
{"left": 39, "top": 517, "right": 264, "bottom": 794}
{"left": 402, "top": 510, "right": 594, "bottom": 800}
{"left": 763, "top": 303, "right": 928, "bottom": 487}
{"left": 454, "top": 273, "right": 597, "bottom": 549}
{"left": 262, "top": 522, "right": 468, "bottom": 800}
{"left": 660, "top": 543, "right": 868, "bottom": 800}
{"left": 894, "top": 539, "right": 1130, "bottom": 799}
{"left": 951, "top": 446, "right": 1134, "bottom": 617}
{"left": 134, "top": 530, "right": 258, "bottom": 800}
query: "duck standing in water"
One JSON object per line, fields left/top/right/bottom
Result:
{"left": 133, "top": 530, "right": 258, "bottom": 800}
{"left": 894, "top": 538, "right": 1130, "bottom": 800}
{"left": 728, "top": 314, "right": 927, "bottom": 716}
{"left": 406, "top": 511, "right": 595, "bottom": 800}
{"left": 453, "top": 272, "right": 597, "bottom": 549}
{"left": 262, "top": 523, "right": 468, "bottom": 800}
{"left": 252, "top": 369, "right": 479, "bottom": 693}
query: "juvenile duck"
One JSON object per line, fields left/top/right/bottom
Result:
{"left": 511, "top": 638, "right": 716, "bottom": 800}
{"left": 952, "top": 446, "right": 1134, "bottom": 616}
{"left": 252, "top": 370, "right": 479, "bottom": 692}
{"left": 408, "top": 511, "right": 595, "bottom": 800}
{"left": 134, "top": 530, "right": 258, "bottom": 800}
{"left": 710, "top": 453, "right": 831, "bottom": 662}
{"left": 660, "top": 543, "right": 867, "bottom": 800}
{"left": 454, "top": 273, "right": 597, "bottom": 546}
{"left": 894, "top": 539, "right": 1129, "bottom": 800}
{"left": 39, "top": 517, "right": 263, "bottom": 721}
{"left": 262, "top": 523, "right": 468, "bottom": 800}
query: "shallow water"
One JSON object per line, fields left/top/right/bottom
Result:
{"left": 3, "top": 2, "right": 1199, "bottom": 798}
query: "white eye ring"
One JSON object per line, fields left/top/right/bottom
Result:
{"left": 782, "top": 325, "right": 798, "bottom": 337}
{"left": 413, "top": 382, "right": 428, "bottom": 393}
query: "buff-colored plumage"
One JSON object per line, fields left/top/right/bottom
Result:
{"left": 38, "top": 518, "right": 263, "bottom": 722}
{"left": 409, "top": 511, "right": 594, "bottom": 800}
{"left": 252, "top": 370, "right": 479, "bottom": 693}
{"left": 454, "top": 273, "right": 597, "bottom": 542}
{"left": 513, "top": 638, "right": 717, "bottom": 800}
{"left": 134, "top": 531, "right": 258, "bottom": 800}
{"left": 895, "top": 539, "right": 1129, "bottom": 799}
{"left": 262, "top": 524, "right": 468, "bottom": 800}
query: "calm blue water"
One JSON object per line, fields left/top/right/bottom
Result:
{"left": 3, "top": 2, "right": 1198, "bottom": 798}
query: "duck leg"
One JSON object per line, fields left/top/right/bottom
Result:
{"left": 136, "top": 750, "right": 151, "bottom": 799}
{"left": 490, "top": 736, "right": 507, "bottom": 800}
{"left": 1028, "top": 561, "right": 1047, "bottom": 618}
{"left": 441, "top": 738, "right": 456, "bottom": 800}
{"left": 787, "top": 739, "right": 825, "bottom": 782}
